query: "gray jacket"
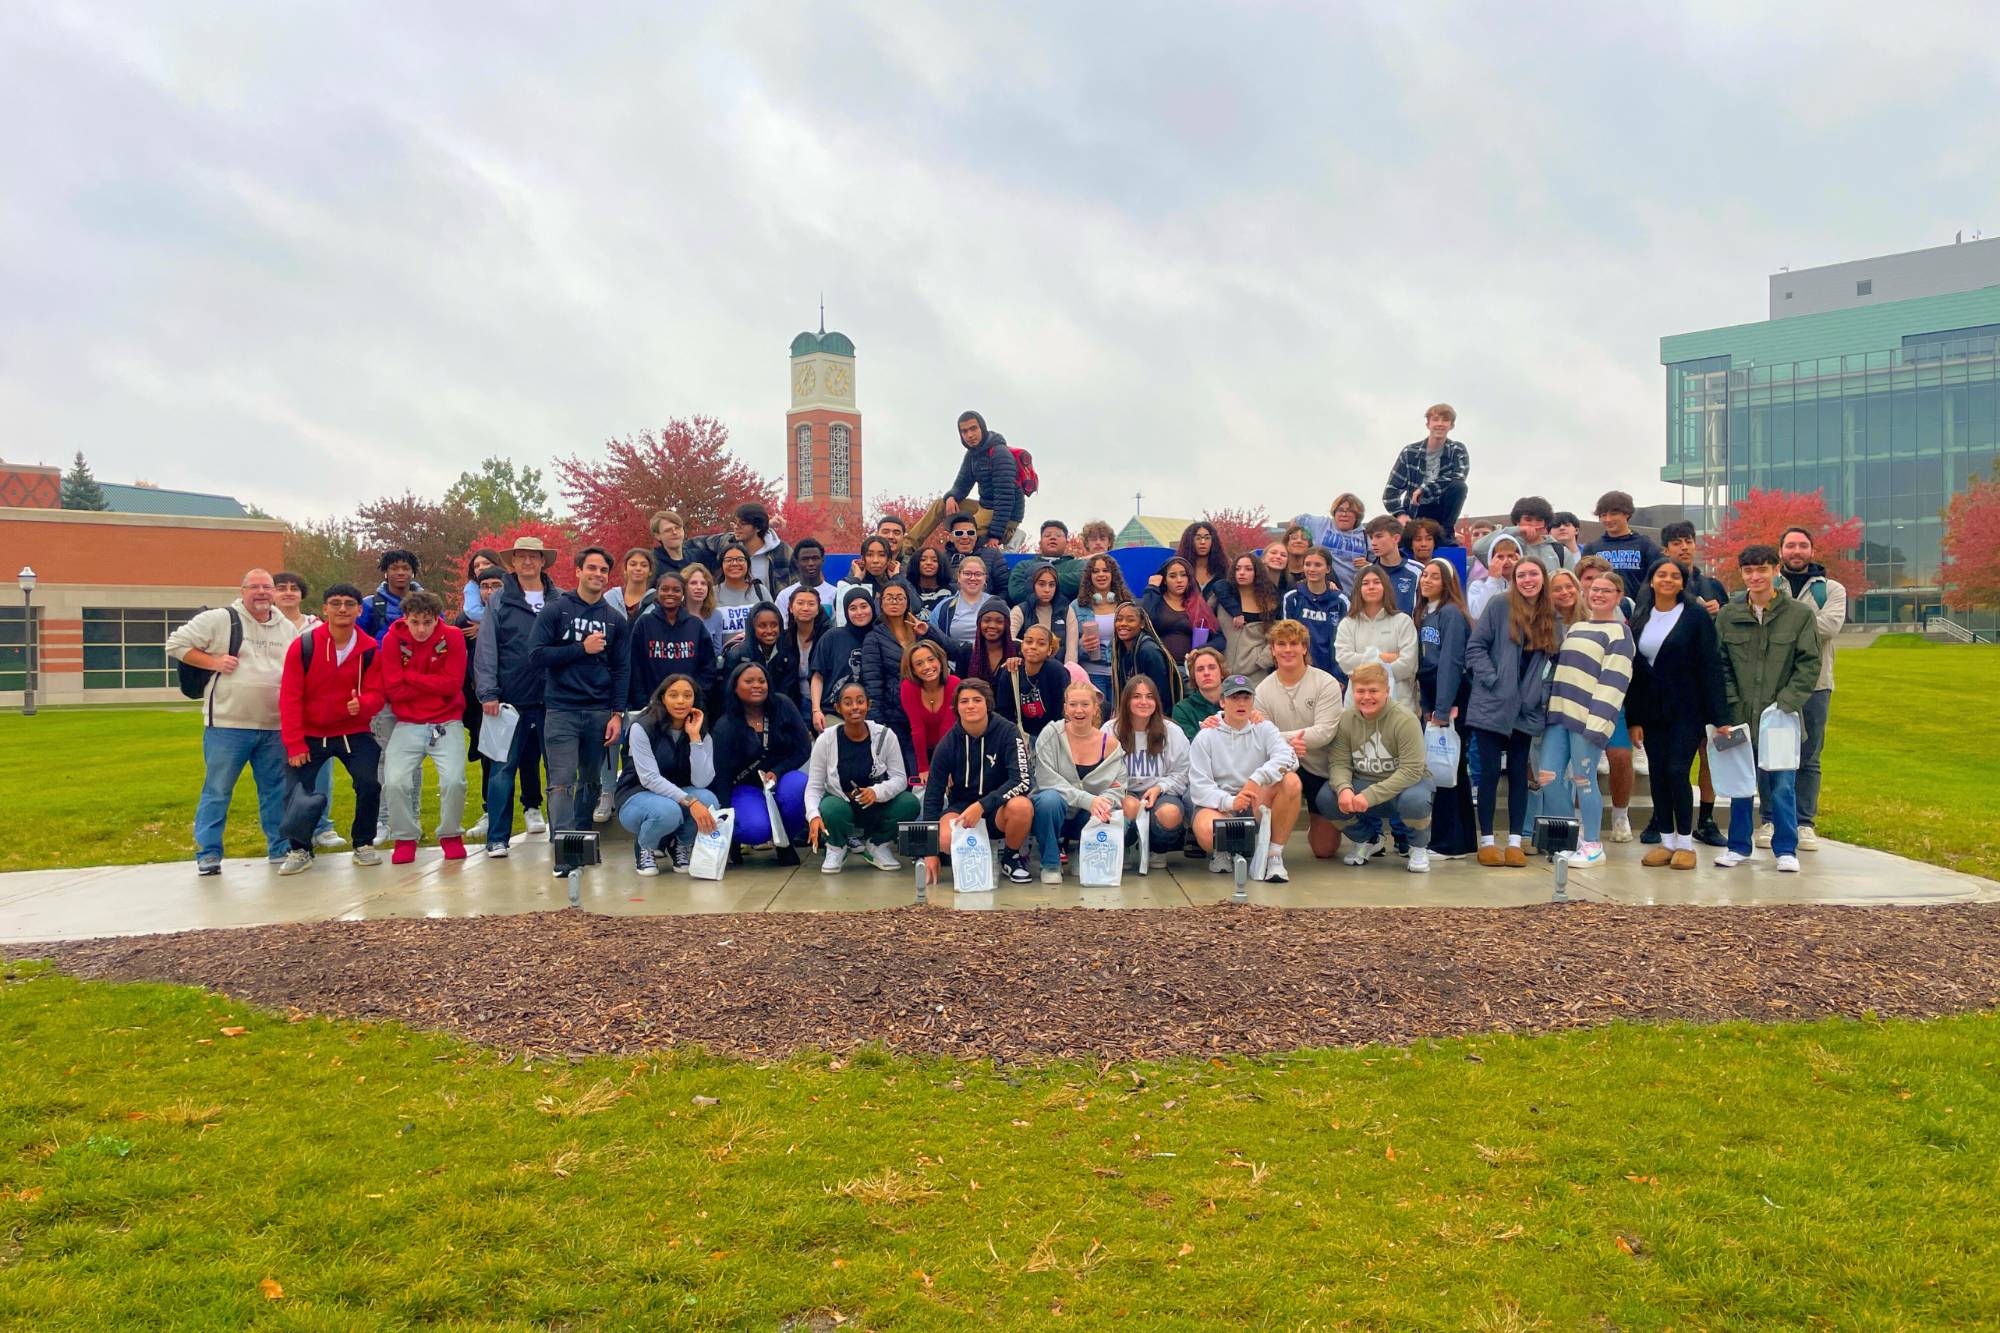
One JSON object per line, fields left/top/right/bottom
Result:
{"left": 1463, "top": 597, "right": 1554, "bottom": 736}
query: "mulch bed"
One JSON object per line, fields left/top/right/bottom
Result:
{"left": 34, "top": 904, "right": 2000, "bottom": 1062}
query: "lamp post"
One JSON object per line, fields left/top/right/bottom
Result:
{"left": 17, "top": 566, "right": 35, "bottom": 716}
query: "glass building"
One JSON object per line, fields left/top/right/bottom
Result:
{"left": 1663, "top": 278, "right": 2000, "bottom": 629}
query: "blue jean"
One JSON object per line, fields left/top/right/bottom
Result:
{"left": 618, "top": 786, "right": 719, "bottom": 851}
{"left": 483, "top": 705, "right": 545, "bottom": 845}
{"left": 1320, "top": 777, "right": 1434, "bottom": 848}
{"left": 728, "top": 771, "right": 810, "bottom": 845}
{"left": 545, "top": 708, "right": 612, "bottom": 834}
{"left": 1536, "top": 726, "right": 1604, "bottom": 843}
{"left": 194, "top": 726, "right": 290, "bottom": 862}
{"left": 1732, "top": 765, "right": 1797, "bottom": 857}
{"left": 314, "top": 762, "right": 335, "bottom": 835}
{"left": 1794, "top": 689, "right": 1830, "bottom": 826}
{"left": 1030, "top": 790, "right": 1095, "bottom": 867}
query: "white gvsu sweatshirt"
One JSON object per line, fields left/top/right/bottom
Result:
{"left": 1187, "top": 717, "right": 1296, "bottom": 810}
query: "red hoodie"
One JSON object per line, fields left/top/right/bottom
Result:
{"left": 280, "top": 625, "right": 383, "bottom": 758}
{"left": 378, "top": 620, "right": 468, "bottom": 725}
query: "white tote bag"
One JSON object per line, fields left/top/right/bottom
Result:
{"left": 1423, "top": 721, "right": 1460, "bottom": 789}
{"left": 477, "top": 703, "right": 519, "bottom": 762}
{"left": 1077, "top": 811, "right": 1126, "bottom": 887}
{"left": 1757, "top": 705, "right": 1802, "bottom": 772}
{"left": 761, "top": 775, "right": 790, "bottom": 846}
{"left": 949, "top": 817, "right": 996, "bottom": 893}
{"left": 1706, "top": 727, "right": 1758, "bottom": 800}
{"left": 688, "top": 808, "right": 736, "bottom": 881}
{"left": 1135, "top": 808, "right": 1152, "bottom": 876}
{"left": 1248, "top": 806, "right": 1273, "bottom": 881}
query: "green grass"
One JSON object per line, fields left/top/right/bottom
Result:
{"left": 1814, "top": 640, "right": 2000, "bottom": 880}
{"left": 1, "top": 965, "right": 1994, "bottom": 1326}
{"left": 1, "top": 638, "right": 1994, "bottom": 879}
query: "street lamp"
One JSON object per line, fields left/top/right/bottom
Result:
{"left": 17, "top": 566, "right": 35, "bottom": 717}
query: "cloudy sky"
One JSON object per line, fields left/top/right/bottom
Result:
{"left": 3, "top": 2, "right": 1994, "bottom": 530}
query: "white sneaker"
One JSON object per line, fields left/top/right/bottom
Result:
{"left": 1597, "top": 753, "right": 1610, "bottom": 775}
{"left": 1565, "top": 842, "right": 1606, "bottom": 868}
{"left": 352, "top": 845, "right": 382, "bottom": 867}
{"left": 486, "top": 842, "right": 509, "bottom": 859}
{"left": 524, "top": 807, "right": 547, "bottom": 836}
{"left": 1754, "top": 824, "right": 1773, "bottom": 849}
{"left": 864, "top": 842, "right": 902, "bottom": 872}
{"left": 820, "top": 845, "right": 848, "bottom": 875}
{"left": 1797, "top": 825, "right": 1820, "bottom": 852}
{"left": 1209, "top": 850, "right": 1231, "bottom": 874}
{"left": 593, "top": 792, "right": 615, "bottom": 824}
{"left": 313, "top": 828, "right": 347, "bottom": 850}
{"left": 1630, "top": 748, "right": 1649, "bottom": 776}
{"left": 1715, "top": 850, "right": 1750, "bottom": 868}
{"left": 1406, "top": 847, "right": 1430, "bottom": 874}
{"left": 277, "top": 849, "right": 313, "bottom": 876}
{"left": 374, "top": 820, "right": 391, "bottom": 846}
{"left": 466, "top": 814, "right": 489, "bottom": 842}
{"left": 1775, "top": 854, "right": 1801, "bottom": 873}
{"left": 1263, "top": 849, "right": 1288, "bottom": 883}
{"left": 1608, "top": 812, "right": 1633, "bottom": 843}
{"left": 1041, "top": 866, "right": 1063, "bottom": 885}
{"left": 1341, "top": 839, "right": 1383, "bottom": 867}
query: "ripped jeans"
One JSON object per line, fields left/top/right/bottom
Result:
{"left": 1535, "top": 725, "right": 1604, "bottom": 845}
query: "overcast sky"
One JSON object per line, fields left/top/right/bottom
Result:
{"left": 4, "top": 2, "right": 1994, "bottom": 530}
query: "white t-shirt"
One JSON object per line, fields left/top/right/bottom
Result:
{"left": 333, "top": 635, "right": 358, "bottom": 666}
{"left": 1637, "top": 603, "right": 1682, "bottom": 665}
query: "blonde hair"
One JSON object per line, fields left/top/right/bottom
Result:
{"left": 1062, "top": 680, "right": 1104, "bottom": 725}
{"left": 1425, "top": 403, "right": 1457, "bottom": 424}
{"left": 1349, "top": 662, "right": 1390, "bottom": 689}
{"left": 1267, "top": 617, "right": 1310, "bottom": 648}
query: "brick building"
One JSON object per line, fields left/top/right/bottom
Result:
{"left": 0, "top": 462, "right": 284, "bottom": 706}
{"left": 786, "top": 326, "right": 862, "bottom": 523}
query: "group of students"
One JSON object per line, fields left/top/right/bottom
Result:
{"left": 169, "top": 400, "right": 1845, "bottom": 883}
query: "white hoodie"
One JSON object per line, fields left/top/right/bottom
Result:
{"left": 165, "top": 599, "right": 303, "bottom": 731}
{"left": 1188, "top": 716, "right": 1296, "bottom": 810}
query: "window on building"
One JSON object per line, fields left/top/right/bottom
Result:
{"left": 794, "top": 423, "right": 813, "bottom": 498}
{"left": 1856, "top": 279, "right": 1872, "bottom": 296}
{"left": 82, "top": 608, "right": 199, "bottom": 691}
{"left": 0, "top": 606, "right": 33, "bottom": 693}
{"left": 829, "top": 423, "right": 851, "bottom": 498}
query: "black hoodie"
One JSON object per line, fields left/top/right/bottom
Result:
{"left": 724, "top": 602, "right": 799, "bottom": 705}
{"left": 529, "top": 588, "right": 629, "bottom": 712}
{"left": 920, "top": 714, "right": 1033, "bottom": 821}
{"left": 627, "top": 599, "right": 716, "bottom": 710}
{"left": 946, "top": 413, "right": 1024, "bottom": 544}
{"left": 711, "top": 661, "right": 813, "bottom": 789}
{"left": 808, "top": 588, "right": 878, "bottom": 714}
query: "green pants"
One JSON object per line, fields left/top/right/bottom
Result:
{"left": 819, "top": 791, "right": 921, "bottom": 845}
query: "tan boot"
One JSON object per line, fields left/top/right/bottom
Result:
{"left": 1503, "top": 846, "right": 1527, "bottom": 868}
{"left": 1642, "top": 847, "right": 1673, "bottom": 868}
{"left": 1477, "top": 844, "right": 1503, "bottom": 867}
{"left": 1670, "top": 849, "right": 1698, "bottom": 870}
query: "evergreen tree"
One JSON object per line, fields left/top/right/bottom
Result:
{"left": 60, "top": 451, "right": 109, "bottom": 511}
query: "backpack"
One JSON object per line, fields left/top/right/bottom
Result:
{"left": 294, "top": 626, "right": 375, "bottom": 682}
{"left": 176, "top": 608, "right": 243, "bottom": 699}
{"left": 1010, "top": 446, "right": 1040, "bottom": 499}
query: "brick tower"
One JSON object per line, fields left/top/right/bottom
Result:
{"left": 786, "top": 322, "right": 861, "bottom": 521}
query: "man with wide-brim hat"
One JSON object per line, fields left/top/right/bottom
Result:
{"left": 474, "top": 534, "right": 561, "bottom": 850}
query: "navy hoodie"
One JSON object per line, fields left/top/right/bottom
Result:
{"left": 627, "top": 601, "right": 716, "bottom": 710}
{"left": 1282, "top": 583, "right": 1349, "bottom": 679}
{"left": 1376, "top": 558, "right": 1422, "bottom": 615}
{"left": 530, "top": 589, "right": 629, "bottom": 712}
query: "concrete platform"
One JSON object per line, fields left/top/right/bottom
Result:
{"left": 4, "top": 827, "right": 1994, "bottom": 945}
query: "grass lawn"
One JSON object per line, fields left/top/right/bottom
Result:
{"left": 1, "top": 965, "right": 1994, "bottom": 1326}
{"left": 2, "top": 637, "right": 1993, "bottom": 879}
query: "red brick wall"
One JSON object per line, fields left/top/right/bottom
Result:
{"left": 785, "top": 409, "right": 863, "bottom": 511}
{"left": 0, "top": 511, "right": 284, "bottom": 586}
{"left": 0, "top": 466, "right": 60, "bottom": 509}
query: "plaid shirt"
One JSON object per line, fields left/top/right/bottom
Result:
{"left": 1381, "top": 438, "right": 1470, "bottom": 513}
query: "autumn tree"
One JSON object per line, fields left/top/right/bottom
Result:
{"left": 1940, "top": 469, "right": 2000, "bottom": 611}
{"left": 279, "top": 516, "right": 371, "bottom": 600}
{"left": 774, "top": 496, "right": 865, "bottom": 553}
{"left": 351, "top": 492, "right": 481, "bottom": 597}
{"left": 1708, "top": 488, "right": 1865, "bottom": 594}
{"left": 1202, "top": 506, "right": 1274, "bottom": 559}
{"left": 444, "top": 456, "right": 549, "bottom": 531}
{"left": 557, "top": 417, "right": 778, "bottom": 558}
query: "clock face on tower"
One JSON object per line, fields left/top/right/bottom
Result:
{"left": 794, "top": 363, "right": 816, "bottom": 398}
{"left": 825, "top": 364, "right": 850, "bottom": 398}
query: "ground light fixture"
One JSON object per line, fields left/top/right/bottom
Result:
{"left": 897, "top": 821, "right": 940, "bottom": 904}
{"left": 1212, "top": 816, "right": 1258, "bottom": 902}
{"left": 1536, "top": 815, "right": 1581, "bottom": 901}
{"left": 16, "top": 566, "right": 34, "bottom": 717}
{"left": 551, "top": 829, "right": 600, "bottom": 907}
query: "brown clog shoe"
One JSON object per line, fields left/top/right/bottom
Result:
{"left": 1477, "top": 845, "right": 1504, "bottom": 867}
{"left": 1641, "top": 847, "right": 1673, "bottom": 868}
{"left": 1503, "top": 846, "right": 1527, "bottom": 868}
{"left": 1670, "top": 850, "right": 1698, "bottom": 870}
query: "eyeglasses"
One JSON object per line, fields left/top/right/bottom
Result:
{"left": 323, "top": 599, "right": 361, "bottom": 609}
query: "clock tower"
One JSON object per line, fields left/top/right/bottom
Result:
{"left": 786, "top": 322, "right": 861, "bottom": 519}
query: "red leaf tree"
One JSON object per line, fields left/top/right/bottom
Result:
{"left": 870, "top": 491, "right": 944, "bottom": 550}
{"left": 774, "top": 496, "right": 865, "bottom": 553}
{"left": 1201, "top": 505, "right": 1274, "bottom": 559}
{"left": 1940, "top": 469, "right": 2000, "bottom": 611}
{"left": 457, "top": 518, "right": 580, "bottom": 603}
{"left": 1708, "top": 488, "right": 1866, "bottom": 595}
{"left": 556, "top": 417, "right": 779, "bottom": 558}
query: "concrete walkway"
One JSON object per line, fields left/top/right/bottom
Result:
{"left": 4, "top": 828, "right": 1994, "bottom": 945}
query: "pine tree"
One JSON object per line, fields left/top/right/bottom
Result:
{"left": 60, "top": 451, "right": 109, "bottom": 511}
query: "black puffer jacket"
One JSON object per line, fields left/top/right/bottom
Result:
{"left": 947, "top": 414, "right": 1024, "bottom": 544}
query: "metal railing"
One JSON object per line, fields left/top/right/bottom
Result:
{"left": 1925, "top": 616, "right": 1978, "bottom": 643}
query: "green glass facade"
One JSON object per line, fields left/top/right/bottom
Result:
{"left": 1663, "top": 289, "right": 2000, "bottom": 627}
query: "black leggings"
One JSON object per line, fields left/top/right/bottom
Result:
{"left": 1472, "top": 727, "right": 1533, "bottom": 837}
{"left": 1642, "top": 722, "right": 1703, "bottom": 836}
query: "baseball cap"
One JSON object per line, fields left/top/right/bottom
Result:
{"left": 1221, "top": 674, "right": 1255, "bottom": 698}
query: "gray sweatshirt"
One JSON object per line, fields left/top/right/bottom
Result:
{"left": 1187, "top": 718, "right": 1297, "bottom": 810}
{"left": 1034, "top": 723, "right": 1127, "bottom": 811}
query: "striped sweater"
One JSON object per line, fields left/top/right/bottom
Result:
{"left": 1547, "top": 620, "right": 1633, "bottom": 747}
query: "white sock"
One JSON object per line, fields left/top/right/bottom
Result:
{"left": 1507, "top": 834, "right": 1522, "bottom": 848}
{"left": 1613, "top": 806, "right": 1629, "bottom": 820}
{"left": 1479, "top": 834, "right": 1495, "bottom": 848}
{"left": 1667, "top": 833, "right": 1685, "bottom": 851}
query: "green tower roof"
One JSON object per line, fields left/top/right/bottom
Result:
{"left": 789, "top": 330, "right": 856, "bottom": 358}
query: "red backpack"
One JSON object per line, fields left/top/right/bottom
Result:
{"left": 1010, "top": 446, "right": 1040, "bottom": 499}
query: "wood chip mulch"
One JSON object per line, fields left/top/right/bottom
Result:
{"left": 33, "top": 903, "right": 2000, "bottom": 1062}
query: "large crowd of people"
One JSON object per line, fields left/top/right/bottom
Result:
{"left": 167, "top": 401, "right": 1848, "bottom": 887}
